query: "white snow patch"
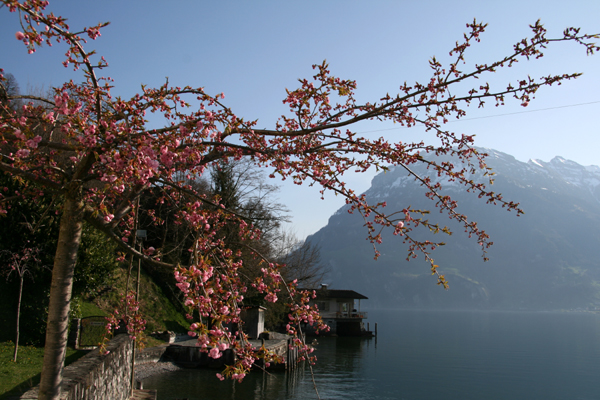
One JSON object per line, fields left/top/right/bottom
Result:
{"left": 585, "top": 165, "right": 600, "bottom": 173}
{"left": 529, "top": 159, "right": 544, "bottom": 168}
{"left": 391, "top": 177, "right": 407, "bottom": 188}
{"left": 584, "top": 177, "right": 600, "bottom": 187}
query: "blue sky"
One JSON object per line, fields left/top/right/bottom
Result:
{"left": 1, "top": 1, "right": 599, "bottom": 238}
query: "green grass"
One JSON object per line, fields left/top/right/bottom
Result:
{"left": 80, "top": 301, "right": 107, "bottom": 318}
{"left": 0, "top": 334, "right": 169, "bottom": 399}
{"left": 78, "top": 316, "right": 108, "bottom": 348}
{"left": 0, "top": 264, "right": 189, "bottom": 398}
{"left": 0, "top": 342, "right": 87, "bottom": 399}
{"left": 93, "top": 266, "right": 189, "bottom": 333}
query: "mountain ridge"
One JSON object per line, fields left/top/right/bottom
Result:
{"left": 307, "top": 148, "right": 600, "bottom": 310}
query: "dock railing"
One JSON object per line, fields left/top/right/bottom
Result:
{"left": 335, "top": 311, "right": 368, "bottom": 319}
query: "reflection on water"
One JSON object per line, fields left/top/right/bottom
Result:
{"left": 142, "top": 336, "right": 372, "bottom": 400}
{"left": 141, "top": 340, "right": 333, "bottom": 400}
{"left": 143, "top": 310, "right": 600, "bottom": 400}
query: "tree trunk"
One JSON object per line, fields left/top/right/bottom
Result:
{"left": 13, "top": 274, "right": 24, "bottom": 362}
{"left": 38, "top": 192, "right": 84, "bottom": 400}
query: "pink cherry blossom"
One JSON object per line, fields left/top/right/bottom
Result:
{"left": 209, "top": 347, "right": 221, "bottom": 359}
{"left": 14, "top": 130, "right": 26, "bottom": 140}
{"left": 15, "top": 149, "right": 30, "bottom": 158}
{"left": 218, "top": 342, "right": 228, "bottom": 351}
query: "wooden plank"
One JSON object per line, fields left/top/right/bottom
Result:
{"left": 130, "top": 389, "right": 157, "bottom": 400}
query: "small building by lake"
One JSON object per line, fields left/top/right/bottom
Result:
{"left": 305, "top": 285, "right": 370, "bottom": 336}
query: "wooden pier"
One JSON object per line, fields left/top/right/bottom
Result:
{"left": 130, "top": 389, "right": 157, "bottom": 400}
{"left": 166, "top": 332, "right": 300, "bottom": 370}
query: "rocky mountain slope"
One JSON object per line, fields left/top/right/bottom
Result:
{"left": 307, "top": 149, "right": 600, "bottom": 310}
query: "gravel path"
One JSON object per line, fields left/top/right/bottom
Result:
{"left": 134, "top": 361, "right": 183, "bottom": 381}
{"left": 133, "top": 335, "right": 191, "bottom": 381}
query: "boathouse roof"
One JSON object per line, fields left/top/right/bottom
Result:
{"left": 312, "top": 289, "right": 368, "bottom": 300}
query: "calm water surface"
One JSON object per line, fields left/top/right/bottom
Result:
{"left": 142, "top": 310, "right": 600, "bottom": 399}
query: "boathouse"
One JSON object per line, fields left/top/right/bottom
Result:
{"left": 306, "top": 285, "right": 369, "bottom": 336}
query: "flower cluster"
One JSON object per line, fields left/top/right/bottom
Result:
{"left": 100, "top": 291, "right": 147, "bottom": 354}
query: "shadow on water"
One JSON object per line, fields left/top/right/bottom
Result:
{"left": 142, "top": 363, "right": 311, "bottom": 400}
{"left": 141, "top": 336, "right": 364, "bottom": 400}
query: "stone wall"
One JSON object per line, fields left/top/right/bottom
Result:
{"left": 17, "top": 334, "right": 134, "bottom": 400}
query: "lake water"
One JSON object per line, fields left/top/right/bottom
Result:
{"left": 142, "top": 309, "right": 600, "bottom": 399}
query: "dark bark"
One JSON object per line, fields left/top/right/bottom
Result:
{"left": 38, "top": 190, "right": 83, "bottom": 400}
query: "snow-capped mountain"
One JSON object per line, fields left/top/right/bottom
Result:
{"left": 307, "top": 148, "right": 600, "bottom": 310}
{"left": 526, "top": 155, "right": 600, "bottom": 203}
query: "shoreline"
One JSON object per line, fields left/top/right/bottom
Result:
{"left": 134, "top": 360, "right": 184, "bottom": 381}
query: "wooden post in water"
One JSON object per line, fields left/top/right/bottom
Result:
{"left": 367, "top": 322, "right": 370, "bottom": 332}
{"left": 286, "top": 337, "right": 299, "bottom": 371}
{"left": 375, "top": 322, "right": 378, "bottom": 337}
{"left": 286, "top": 338, "right": 290, "bottom": 370}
